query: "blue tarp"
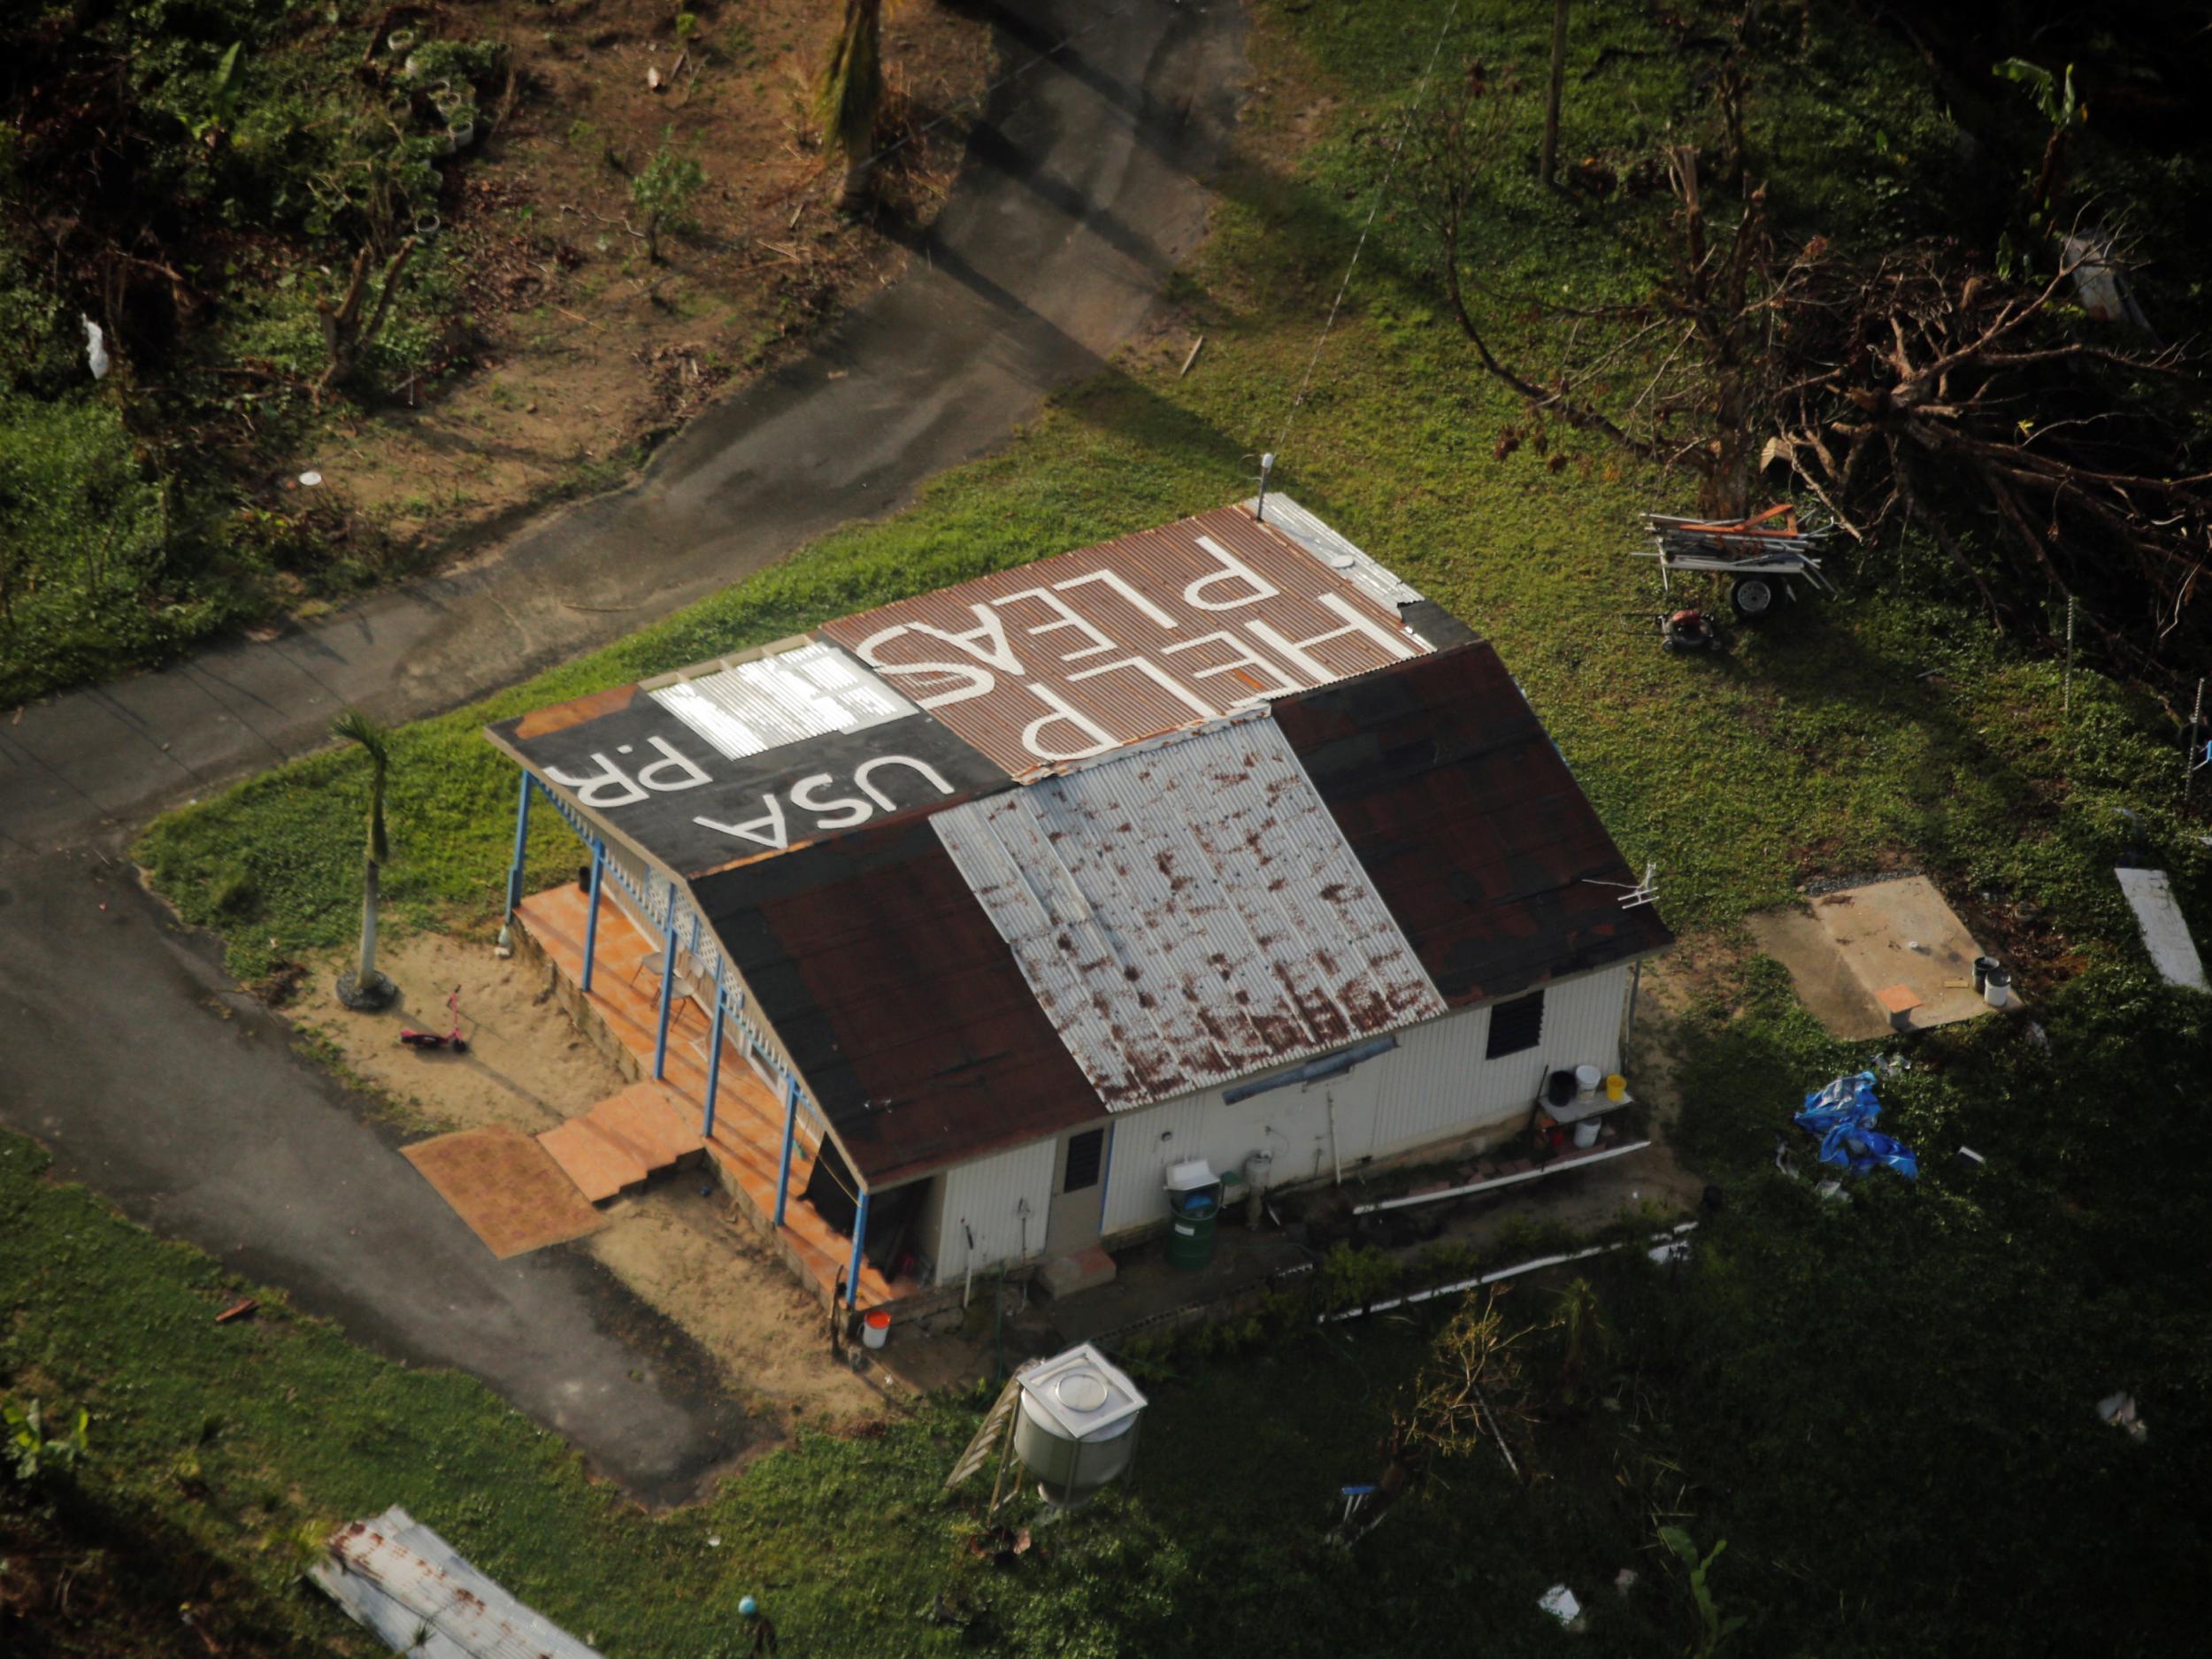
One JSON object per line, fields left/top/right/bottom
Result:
{"left": 1793, "top": 1071, "right": 1918, "bottom": 1180}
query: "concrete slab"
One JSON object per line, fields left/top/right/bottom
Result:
{"left": 1752, "top": 876, "right": 2004, "bottom": 1038}
{"left": 1038, "top": 1246, "right": 1119, "bottom": 1301}
{"left": 1746, "top": 908, "right": 1893, "bottom": 1040}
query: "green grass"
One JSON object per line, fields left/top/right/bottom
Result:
{"left": 16, "top": 2, "right": 2212, "bottom": 1654}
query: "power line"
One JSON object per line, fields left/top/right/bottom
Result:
{"left": 1269, "top": 0, "right": 1466, "bottom": 462}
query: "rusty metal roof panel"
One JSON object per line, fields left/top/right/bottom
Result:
{"left": 1270, "top": 642, "right": 1675, "bottom": 1006}
{"left": 311, "top": 1507, "right": 604, "bottom": 1659}
{"left": 818, "top": 503, "right": 1436, "bottom": 776}
{"left": 930, "top": 716, "right": 1448, "bottom": 1109}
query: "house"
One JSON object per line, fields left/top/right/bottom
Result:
{"left": 485, "top": 499, "right": 1672, "bottom": 1311}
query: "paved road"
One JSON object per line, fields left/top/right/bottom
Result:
{"left": 0, "top": 0, "right": 1246, "bottom": 1503}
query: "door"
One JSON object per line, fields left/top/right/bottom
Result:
{"left": 1045, "top": 1125, "right": 1109, "bottom": 1256}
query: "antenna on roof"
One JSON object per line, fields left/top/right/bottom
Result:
{"left": 1256, "top": 452, "right": 1276, "bottom": 522}
{"left": 1583, "top": 862, "right": 1660, "bottom": 910}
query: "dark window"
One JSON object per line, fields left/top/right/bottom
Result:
{"left": 1486, "top": 990, "right": 1545, "bottom": 1059}
{"left": 1063, "top": 1128, "right": 1106, "bottom": 1194}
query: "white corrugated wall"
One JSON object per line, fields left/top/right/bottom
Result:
{"left": 1366, "top": 964, "right": 1632, "bottom": 1158}
{"left": 1099, "top": 962, "right": 1637, "bottom": 1237}
{"left": 929, "top": 1138, "right": 1058, "bottom": 1285}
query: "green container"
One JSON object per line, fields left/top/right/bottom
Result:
{"left": 1166, "top": 1189, "right": 1219, "bottom": 1271}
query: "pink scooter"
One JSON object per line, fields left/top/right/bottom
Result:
{"left": 399, "top": 987, "right": 469, "bottom": 1053}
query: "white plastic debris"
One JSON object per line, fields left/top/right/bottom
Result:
{"left": 298, "top": 470, "right": 323, "bottom": 488}
{"left": 1815, "top": 1179, "right": 1849, "bottom": 1203}
{"left": 1647, "top": 1237, "right": 1693, "bottom": 1265}
{"left": 2096, "top": 1392, "right": 2147, "bottom": 1442}
{"left": 1613, "top": 1569, "right": 1639, "bottom": 1595}
{"left": 82, "top": 316, "right": 109, "bottom": 380}
{"left": 1538, "top": 1585, "right": 1582, "bottom": 1625}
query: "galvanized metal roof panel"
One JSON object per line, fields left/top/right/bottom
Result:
{"left": 931, "top": 716, "right": 1448, "bottom": 1109}
{"left": 311, "top": 1507, "right": 604, "bottom": 1659}
{"left": 649, "top": 639, "right": 914, "bottom": 760}
{"left": 1245, "top": 494, "right": 1427, "bottom": 612}
{"left": 819, "top": 504, "right": 1433, "bottom": 776}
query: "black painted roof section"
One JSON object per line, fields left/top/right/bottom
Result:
{"left": 1270, "top": 641, "right": 1673, "bottom": 1006}
{"left": 486, "top": 696, "right": 1007, "bottom": 878}
{"left": 691, "top": 814, "right": 1101, "bottom": 1187}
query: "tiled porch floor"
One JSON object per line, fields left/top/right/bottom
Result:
{"left": 513, "top": 881, "right": 906, "bottom": 1310}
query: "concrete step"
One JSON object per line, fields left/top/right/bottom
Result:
{"left": 1037, "top": 1245, "right": 1119, "bottom": 1301}
{"left": 537, "top": 1118, "right": 648, "bottom": 1202}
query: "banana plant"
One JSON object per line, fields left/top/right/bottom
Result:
{"left": 180, "top": 42, "right": 246, "bottom": 150}
{"left": 1659, "top": 1525, "right": 1747, "bottom": 1656}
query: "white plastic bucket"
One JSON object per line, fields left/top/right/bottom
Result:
{"left": 1573, "top": 1064, "right": 1601, "bottom": 1102}
{"left": 1573, "top": 1119, "right": 1601, "bottom": 1149}
{"left": 861, "top": 1310, "right": 890, "bottom": 1349}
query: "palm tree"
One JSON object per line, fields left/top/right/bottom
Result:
{"left": 817, "top": 0, "right": 884, "bottom": 214}
{"left": 333, "top": 709, "right": 398, "bottom": 1010}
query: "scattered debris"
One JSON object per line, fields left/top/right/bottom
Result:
{"left": 2113, "top": 868, "right": 2208, "bottom": 991}
{"left": 1613, "top": 1568, "right": 1639, "bottom": 1595}
{"left": 1634, "top": 503, "right": 1839, "bottom": 621}
{"left": 1538, "top": 1584, "right": 1583, "bottom": 1626}
{"left": 298, "top": 470, "right": 323, "bottom": 488}
{"left": 1793, "top": 1072, "right": 1918, "bottom": 1180}
{"left": 215, "top": 1296, "right": 258, "bottom": 1325}
{"left": 1955, "top": 1147, "right": 1986, "bottom": 1172}
{"left": 1814, "top": 1179, "right": 1848, "bottom": 1203}
{"left": 312, "top": 1506, "right": 607, "bottom": 1658}
{"left": 81, "top": 315, "right": 109, "bottom": 379}
{"left": 1179, "top": 335, "right": 1206, "bottom": 377}
{"left": 2096, "top": 1392, "right": 2147, "bottom": 1442}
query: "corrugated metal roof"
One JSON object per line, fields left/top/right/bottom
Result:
{"left": 694, "top": 815, "right": 1100, "bottom": 1185}
{"left": 818, "top": 503, "right": 1432, "bottom": 776}
{"left": 1270, "top": 642, "right": 1675, "bottom": 1005}
{"left": 311, "top": 1507, "right": 604, "bottom": 1659}
{"left": 1246, "top": 495, "right": 1427, "bottom": 611}
{"left": 930, "top": 715, "right": 1448, "bottom": 1109}
{"left": 649, "top": 638, "right": 914, "bottom": 760}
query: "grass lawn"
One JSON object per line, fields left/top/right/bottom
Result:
{"left": 9, "top": 2, "right": 2209, "bottom": 1655}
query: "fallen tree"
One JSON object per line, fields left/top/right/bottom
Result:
{"left": 1409, "top": 63, "right": 2211, "bottom": 695}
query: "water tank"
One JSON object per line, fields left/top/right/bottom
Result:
{"left": 1011, "top": 1344, "right": 1148, "bottom": 1505}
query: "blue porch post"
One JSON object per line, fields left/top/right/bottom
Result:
{"left": 651, "top": 909, "right": 679, "bottom": 1080}
{"left": 773, "top": 1073, "right": 800, "bottom": 1226}
{"left": 580, "top": 840, "right": 607, "bottom": 992}
{"left": 702, "top": 964, "right": 726, "bottom": 1137}
{"left": 845, "top": 1188, "right": 871, "bottom": 1307}
{"left": 498, "top": 772, "right": 533, "bottom": 949}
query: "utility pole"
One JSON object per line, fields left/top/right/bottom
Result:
{"left": 1540, "top": 0, "right": 1570, "bottom": 186}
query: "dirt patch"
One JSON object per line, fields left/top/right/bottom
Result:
{"left": 587, "top": 1185, "right": 886, "bottom": 1427}
{"left": 300, "top": 931, "right": 887, "bottom": 1427}
{"left": 298, "top": 933, "right": 626, "bottom": 1133}
{"left": 323, "top": 0, "right": 993, "bottom": 552}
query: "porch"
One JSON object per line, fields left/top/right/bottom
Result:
{"left": 510, "top": 878, "right": 914, "bottom": 1311}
